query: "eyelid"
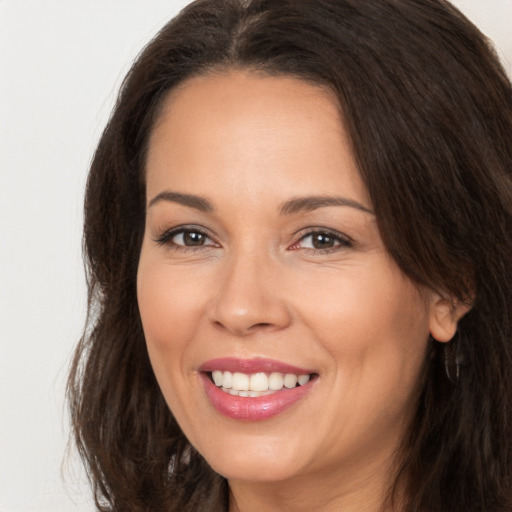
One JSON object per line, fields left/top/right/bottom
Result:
{"left": 289, "top": 227, "right": 353, "bottom": 252}
{"left": 152, "top": 225, "right": 351, "bottom": 253}
{"left": 153, "top": 225, "right": 219, "bottom": 248}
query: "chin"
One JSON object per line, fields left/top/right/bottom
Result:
{"left": 195, "top": 432, "right": 307, "bottom": 482}
{"left": 208, "top": 456, "right": 302, "bottom": 483}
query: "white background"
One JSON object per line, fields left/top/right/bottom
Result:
{"left": 0, "top": 1, "right": 510, "bottom": 511}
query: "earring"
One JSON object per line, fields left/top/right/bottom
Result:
{"left": 442, "top": 329, "right": 469, "bottom": 382}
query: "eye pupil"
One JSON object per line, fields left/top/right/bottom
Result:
{"left": 184, "top": 231, "right": 205, "bottom": 246}
{"left": 312, "top": 233, "right": 334, "bottom": 249}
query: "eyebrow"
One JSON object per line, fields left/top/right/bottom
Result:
{"left": 148, "top": 190, "right": 374, "bottom": 216}
{"left": 280, "top": 195, "right": 374, "bottom": 215}
{"left": 148, "top": 191, "right": 214, "bottom": 211}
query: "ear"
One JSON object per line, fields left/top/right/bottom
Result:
{"left": 429, "top": 294, "right": 471, "bottom": 342}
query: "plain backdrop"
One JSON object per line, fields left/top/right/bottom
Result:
{"left": 0, "top": 1, "right": 510, "bottom": 511}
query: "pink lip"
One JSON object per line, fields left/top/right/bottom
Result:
{"left": 199, "top": 358, "right": 316, "bottom": 421}
{"left": 199, "top": 357, "right": 314, "bottom": 375}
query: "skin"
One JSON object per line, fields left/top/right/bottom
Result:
{"left": 137, "top": 70, "right": 463, "bottom": 512}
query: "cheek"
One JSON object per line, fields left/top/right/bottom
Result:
{"left": 138, "top": 257, "right": 205, "bottom": 349}
{"left": 297, "top": 262, "right": 430, "bottom": 380}
{"left": 136, "top": 258, "right": 203, "bottom": 419}
{"left": 136, "top": 260, "right": 205, "bottom": 403}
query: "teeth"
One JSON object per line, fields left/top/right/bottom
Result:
{"left": 212, "top": 370, "right": 223, "bottom": 387}
{"left": 298, "top": 374, "right": 310, "bottom": 386}
{"left": 223, "top": 371, "right": 233, "bottom": 389}
{"left": 232, "top": 372, "right": 249, "bottom": 391}
{"left": 269, "top": 372, "right": 284, "bottom": 390}
{"left": 249, "top": 373, "right": 268, "bottom": 391}
{"left": 249, "top": 390, "right": 270, "bottom": 397}
{"left": 211, "top": 370, "right": 311, "bottom": 396}
{"left": 284, "top": 374, "right": 298, "bottom": 388}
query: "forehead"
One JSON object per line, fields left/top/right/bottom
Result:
{"left": 145, "top": 70, "right": 369, "bottom": 208}
{"left": 155, "top": 69, "right": 341, "bottom": 126}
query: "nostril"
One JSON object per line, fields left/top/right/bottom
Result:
{"left": 213, "top": 320, "right": 274, "bottom": 334}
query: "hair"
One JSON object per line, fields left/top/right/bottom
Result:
{"left": 67, "top": 0, "right": 512, "bottom": 510}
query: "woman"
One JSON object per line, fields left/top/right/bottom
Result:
{"left": 68, "top": 0, "right": 512, "bottom": 510}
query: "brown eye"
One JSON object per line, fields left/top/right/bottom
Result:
{"left": 295, "top": 230, "right": 352, "bottom": 252}
{"left": 154, "top": 227, "right": 218, "bottom": 249}
{"left": 310, "top": 233, "right": 336, "bottom": 249}
{"left": 172, "top": 230, "right": 210, "bottom": 246}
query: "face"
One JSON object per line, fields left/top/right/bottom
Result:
{"left": 137, "top": 71, "right": 447, "bottom": 487}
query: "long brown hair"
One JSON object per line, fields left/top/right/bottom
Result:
{"left": 68, "top": 1, "right": 512, "bottom": 510}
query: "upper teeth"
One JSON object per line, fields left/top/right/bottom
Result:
{"left": 211, "top": 370, "right": 310, "bottom": 397}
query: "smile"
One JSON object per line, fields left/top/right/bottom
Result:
{"left": 211, "top": 371, "right": 311, "bottom": 397}
{"left": 200, "top": 358, "right": 317, "bottom": 421}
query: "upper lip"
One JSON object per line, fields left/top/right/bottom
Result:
{"left": 199, "top": 357, "right": 314, "bottom": 375}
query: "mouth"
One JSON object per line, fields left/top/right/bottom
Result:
{"left": 199, "top": 358, "right": 318, "bottom": 421}
{"left": 208, "top": 370, "right": 314, "bottom": 397}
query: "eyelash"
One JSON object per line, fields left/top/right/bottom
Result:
{"left": 290, "top": 229, "right": 353, "bottom": 253}
{"left": 154, "top": 226, "right": 218, "bottom": 252}
{"left": 154, "top": 226, "right": 352, "bottom": 254}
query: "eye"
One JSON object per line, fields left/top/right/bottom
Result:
{"left": 154, "top": 227, "right": 218, "bottom": 249}
{"left": 290, "top": 230, "right": 352, "bottom": 252}
{"left": 172, "top": 230, "right": 210, "bottom": 247}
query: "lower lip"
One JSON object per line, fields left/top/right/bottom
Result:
{"left": 200, "top": 373, "right": 314, "bottom": 421}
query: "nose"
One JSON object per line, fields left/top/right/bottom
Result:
{"left": 209, "top": 249, "right": 292, "bottom": 337}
